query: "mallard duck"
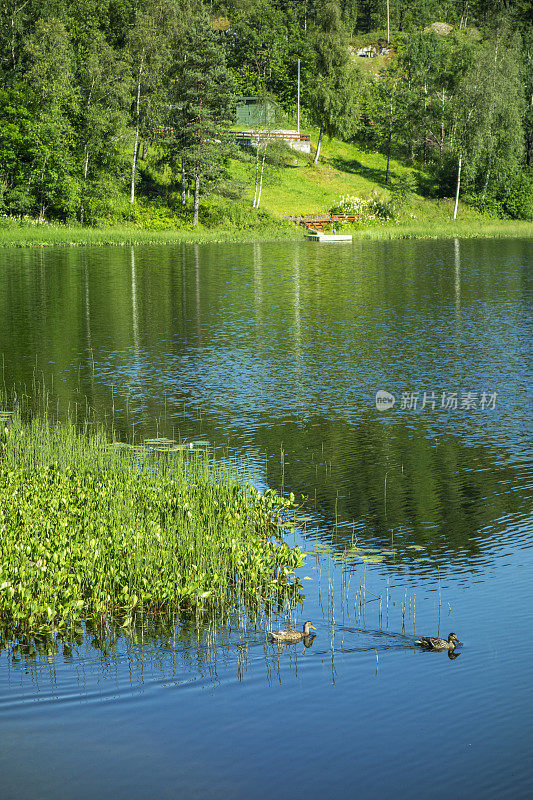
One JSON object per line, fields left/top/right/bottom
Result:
{"left": 269, "top": 621, "right": 316, "bottom": 643}
{"left": 415, "top": 632, "right": 461, "bottom": 651}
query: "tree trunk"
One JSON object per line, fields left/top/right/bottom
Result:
{"left": 314, "top": 121, "right": 324, "bottom": 164}
{"left": 253, "top": 136, "right": 261, "bottom": 207}
{"left": 441, "top": 88, "right": 445, "bottom": 152}
{"left": 460, "top": 0, "right": 469, "bottom": 29}
{"left": 482, "top": 163, "right": 491, "bottom": 198}
{"left": 80, "top": 146, "right": 89, "bottom": 224}
{"left": 130, "top": 62, "right": 143, "bottom": 204}
{"left": 256, "top": 140, "right": 268, "bottom": 209}
{"left": 423, "top": 83, "right": 428, "bottom": 165}
{"left": 527, "top": 93, "right": 533, "bottom": 166}
{"left": 386, "top": 88, "right": 394, "bottom": 184}
{"left": 181, "top": 159, "right": 187, "bottom": 206}
{"left": 193, "top": 162, "right": 200, "bottom": 226}
{"left": 453, "top": 153, "right": 462, "bottom": 221}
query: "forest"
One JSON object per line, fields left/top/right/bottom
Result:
{"left": 0, "top": 0, "right": 531, "bottom": 226}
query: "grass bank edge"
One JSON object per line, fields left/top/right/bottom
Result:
{"left": 0, "top": 414, "right": 305, "bottom": 638}
{"left": 0, "top": 218, "right": 531, "bottom": 248}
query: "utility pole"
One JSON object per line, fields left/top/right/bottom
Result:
{"left": 297, "top": 58, "right": 300, "bottom": 134}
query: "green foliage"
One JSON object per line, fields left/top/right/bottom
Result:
{"left": 0, "top": 0, "right": 530, "bottom": 226}
{"left": 0, "top": 414, "right": 304, "bottom": 635}
{"left": 308, "top": 2, "right": 361, "bottom": 147}
{"left": 199, "top": 197, "right": 278, "bottom": 229}
{"left": 471, "top": 170, "right": 533, "bottom": 220}
{"left": 167, "top": 9, "right": 236, "bottom": 223}
{"left": 389, "top": 172, "right": 418, "bottom": 211}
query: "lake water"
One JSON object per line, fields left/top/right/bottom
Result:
{"left": 0, "top": 238, "right": 532, "bottom": 799}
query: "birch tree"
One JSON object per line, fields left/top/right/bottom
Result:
{"left": 450, "top": 26, "right": 524, "bottom": 219}
{"left": 75, "top": 30, "right": 129, "bottom": 222}
{"left": 127, "top": 0, "right": 178, "bottom": 204}
{"left": 308, "top": 1, "right": 360, "bottom": 164}
{"left": 23, "top": 17, "right": 77, "bottom": 219}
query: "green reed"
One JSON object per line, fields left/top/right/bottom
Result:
{"left": 0, "top": 412, "right": 304, "bottom": 636}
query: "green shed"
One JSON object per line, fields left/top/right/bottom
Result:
{"left": 235, "top": 97, "right": 279, "bottom": 127}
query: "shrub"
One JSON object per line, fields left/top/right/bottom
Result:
{"left": 470, "top": 171, "right": 533, "bottom": 221}
{"left": 330, "top": 194, "right": 395, "bottom": 222}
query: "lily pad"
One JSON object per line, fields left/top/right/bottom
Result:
{"left": 358, "top": 554, "right": 385, "bottom": 564}
{"left": 407, "top": 544, "right": 426, "bottom": 551}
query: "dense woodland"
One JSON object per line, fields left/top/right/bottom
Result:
{"left": 0, "top": 0, "right": 531, "bottom": 225}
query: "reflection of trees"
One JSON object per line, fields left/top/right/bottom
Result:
{"left": 258, "top": 415, "right": 527, "bottom": 556}
{"left": 0, "top": 239, "right": 528, "bottom": 562}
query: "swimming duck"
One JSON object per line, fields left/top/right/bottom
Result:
{"left": 269, "top": 621, "right": 316, "bottom": 643}
{"left": 415, "top": 632, "right": 461, "bottom": 651}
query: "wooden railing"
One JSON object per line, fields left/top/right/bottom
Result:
{"left": 286, "top": 213, "right": 361, "bottom": 231}
{"left": 235, "top": 130, "right": 311, "bottom": 142}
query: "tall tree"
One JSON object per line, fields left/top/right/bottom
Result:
{"left": 170, "top": 10, "right": 235, "bottom": 225}
{"left": 450, "top": 25, "right": 524, "bottom": 218}
{"left": 308, "top": 1, "right": 360, "bottom": 163}
{"left": 127, "top": 0, "right": 179, "bottom": 204}
{"left": 75, "top": 29, "right": 129, "bottom": 222}
{"left": 23, "top": 17, "right": 77, "bottom": 219}
{"left": 522, "top": 24, "right": 533, "bottom": 166}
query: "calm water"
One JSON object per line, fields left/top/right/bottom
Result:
{"left": 0, "top": 238, "right": 532, "bottom": 799}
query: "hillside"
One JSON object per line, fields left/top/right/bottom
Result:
{"left": 228, "top": 131, "right": 478, "bottom": 223}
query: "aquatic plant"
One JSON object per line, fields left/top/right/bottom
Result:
{"left": 0, "top": 414, "right": 304, "bottom": 635}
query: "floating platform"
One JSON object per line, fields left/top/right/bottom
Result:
{"left": 304, "top": 232, "right": 353, "bottom": 242}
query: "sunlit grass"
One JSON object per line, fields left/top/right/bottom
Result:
{"left": 1, "top": 131, "right": 531, "bottom": 246}
{"left": 0, "top": 221, "right": 300, "bottom": 248}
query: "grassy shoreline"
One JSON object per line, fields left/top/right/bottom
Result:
{"left": 0, "top": 218, "right": 531, "bottom": 248}
{"left": 0, "top": 413, "right": 304, "bottom": 637}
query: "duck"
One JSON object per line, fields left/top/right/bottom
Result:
{"left": 415, "top": 632, "right": 461, "bottom": 651}
{"left": 269, "top": 621, "right": 316, "bottom": 643}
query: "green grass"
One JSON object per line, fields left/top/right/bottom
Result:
{"left": 0, "top": 221, "right": 300, "bottom": 248}
{"left": 231, "top": 130, "right": 419, "bottom": 218}
{"left": 1, "top": 214, "right": 529, "bottom": 249}
{"left": 227, "top": 134, "right": 532, "bottom": 238}
{"left": 338, "top": 219, "right": 533, "bottom": 240}
{"left": 1, "top": 132, "right": 531, "bottom": 246}
{"left": 0, "top": 412, "right": 304, "bottom": 637}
